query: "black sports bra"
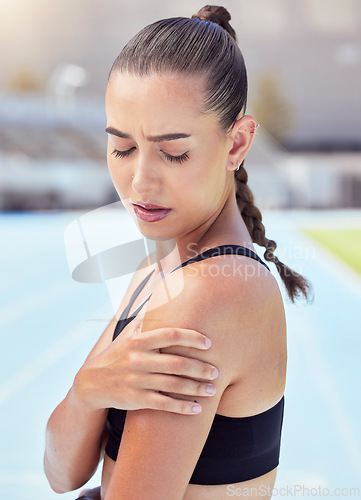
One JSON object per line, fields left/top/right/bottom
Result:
{"left": 105, "top": 245, "right": 285, "bottom": 485}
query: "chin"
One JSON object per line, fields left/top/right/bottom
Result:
{"left": 126, "top": 210, "right": 176, "bottom": 242}
{"left": 136, "top": 226, "right": 175, "bottom": 242}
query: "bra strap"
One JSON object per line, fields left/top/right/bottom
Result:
{"left": 119, "top": 269, "right": 155, "bottom": 321}
{"left": 113, "top": 245, "right": 270, "bottom": 339}
{"left": 170, "top": 245, "right": 270, "bottom": 272}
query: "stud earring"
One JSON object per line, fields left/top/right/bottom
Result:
{"left": 251, "top": 124, "right": 260, "bottom": 135}
{"left": 236, "top": 161, "right": 241, "bottom": 171}
{"left": 132, "top": 175, "right": 134, "bottom": 179}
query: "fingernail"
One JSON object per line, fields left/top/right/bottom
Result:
{"left": 204, "top": 337, "right": 212, "bottom": 348}
{"left": 211, "top": 367, "right": 219, "bottom": 379}
{"left": 206, "top": 384, "right": 216, "bottom": 395}
{"left": 192, "top": 404, "right": 202, "bottom": 413}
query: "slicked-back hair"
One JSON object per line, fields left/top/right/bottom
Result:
{"left": 109, "top": 17, "right": 247, "bottom": 133}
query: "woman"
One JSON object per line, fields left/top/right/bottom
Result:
{"left": 44, "top": 6, "right": 312, "bottom": 500}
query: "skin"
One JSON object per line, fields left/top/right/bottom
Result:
{"left": 99, "top": 73, "right": 287, "bottom": 499}
{"left": 45, "top": 71, "right": 287, "bottom": 500}
{"left": 44, "top": 272, "right": 219, "bottom": 493}
{"left": 106, "top": 72, "right": 241, "bottom": 259}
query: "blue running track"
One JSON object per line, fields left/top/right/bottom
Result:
{"left": 0, "top": 210, "right": 360, "bottom": 499}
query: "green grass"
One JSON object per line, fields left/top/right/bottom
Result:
{"left": 303, "top": 228, "right": 361, "bottom": 275}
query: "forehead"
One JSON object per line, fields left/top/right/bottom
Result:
{"left": 105, "top": 72, "right": 217, "bottom": 132}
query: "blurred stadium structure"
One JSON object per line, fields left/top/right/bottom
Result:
{"left": 0, "top": 0, "right": 360, "bottom": 211}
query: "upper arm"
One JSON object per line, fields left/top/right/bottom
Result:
{"left": 105, "top": 258, "right": 279, "bottom": 499}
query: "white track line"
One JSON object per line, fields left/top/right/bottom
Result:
{"left": 294, "top": 308, "right": 361, "bottom": 480}
{"left": 0, "top": 280, "right": 75, "bottom": 331}
{"left": 0, "top": 305, "right": 107, "bottom": 406}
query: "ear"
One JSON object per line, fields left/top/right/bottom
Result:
{"left": 226, "top": 115, "right": 258, "bottom": 172}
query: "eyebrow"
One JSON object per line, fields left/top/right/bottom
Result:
{"left": 105, "top": 127, "right": 191, "bottom": 142}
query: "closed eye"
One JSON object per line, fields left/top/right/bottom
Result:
{"left": 111, "top": 147, "right": 189, "bottom": 164}
{"left": 111, "top": 148, "right": 135, "bottom": 159}
{"left": 161, "top": 151, "right": 189, "bottom": 164}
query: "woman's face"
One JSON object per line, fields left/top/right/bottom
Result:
{"left": 105, "top": 72, "right": 235, "bottom": 242}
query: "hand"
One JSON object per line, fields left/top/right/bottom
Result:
{"left": 73, "top": 323, "right": 218, "bottom": 415}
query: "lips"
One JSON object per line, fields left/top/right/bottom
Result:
{"left": 132, "top": 202, "right": 172, "bottom": 222}
{"left": 133, "top": 201, "right": 170, "bottom": 210}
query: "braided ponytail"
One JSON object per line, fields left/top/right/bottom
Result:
{"left": 192, "top": 6, "right": 313, "bottom": 304}
{"left": 109, "top": 5, "right": 313, "bottom": 303}
{"left": 235, "top": 161, "right": 313, "bottom": 303}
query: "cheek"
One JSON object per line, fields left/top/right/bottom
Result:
{"left": 107, "top": 143, "right": 126, "bottom": 186}
{"left": 107, "top": 156, "right": 118, "bottom": 182}
{"left": 193, "top": 147, "right": 227, "bottom": 195}
{"left": 107, "top": 157, "right": 128, "bottom": 198}
{"left": 181, "top": 162, "right": 225, "bottom": 216}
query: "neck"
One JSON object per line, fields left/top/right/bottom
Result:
{"left": 151, "top": 183, "right": 252, "bottom": 276}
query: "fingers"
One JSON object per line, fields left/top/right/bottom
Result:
{"left": 150, "top": 352, "right": 218, "bottom": 381}
{"left": 129, "top": 328, "right": 219, "bottom": 381}
{"left": 144, "top": 374, "right": 216, "bottom": 398}
{"left": 135, "top": 327, "right": 212, "bottom": 351}
{"left": 147, "top": 391, "right": 203, "bottom": 415}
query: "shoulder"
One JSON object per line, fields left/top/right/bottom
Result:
{"left": 151, "top": 252, "right": 282, "bottom": 326}
{"left": 142, "top": 253, "right": 284, "bottom": 384}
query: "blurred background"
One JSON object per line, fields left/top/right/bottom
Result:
{"left": 0, "top": 0, "right": 360, "bottom": 498}
{"left": 1, "top": 0, "right": 360, "bottom": 210}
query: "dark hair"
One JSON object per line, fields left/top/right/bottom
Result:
{"left": 109, "top": 5, "right": 313, "bottom": 304}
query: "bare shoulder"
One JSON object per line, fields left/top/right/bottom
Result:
{"left": 198, "top": 254, "right": 287, "bottom": 413}
{"left": 151, "top": 252, "right": 284, "bottom": 331}
{"left": 142, "top": 254, "right": 286, "bottom": 388}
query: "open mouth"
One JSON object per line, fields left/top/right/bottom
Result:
{"left": 137, "top": 207, "right": 163, "bottom": 211}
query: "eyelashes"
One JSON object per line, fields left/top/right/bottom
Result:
{"left": 111, "top": 148, "right": 189, "bottom": 165}
{"left": 161, "top": 151, "right": 189, "bottom": 164}
{"left": 111, "top": 148, "right": 135, "bottom": 159}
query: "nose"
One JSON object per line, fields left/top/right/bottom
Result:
{"left": 131, "top": 154, "right": 161, "bottom": 194}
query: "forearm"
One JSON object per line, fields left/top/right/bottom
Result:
{"left": 44, "top": 384, "right": 108, "bottom": 493}
{"left": 43, "top": 323, "right": 217, "bottom": 492}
